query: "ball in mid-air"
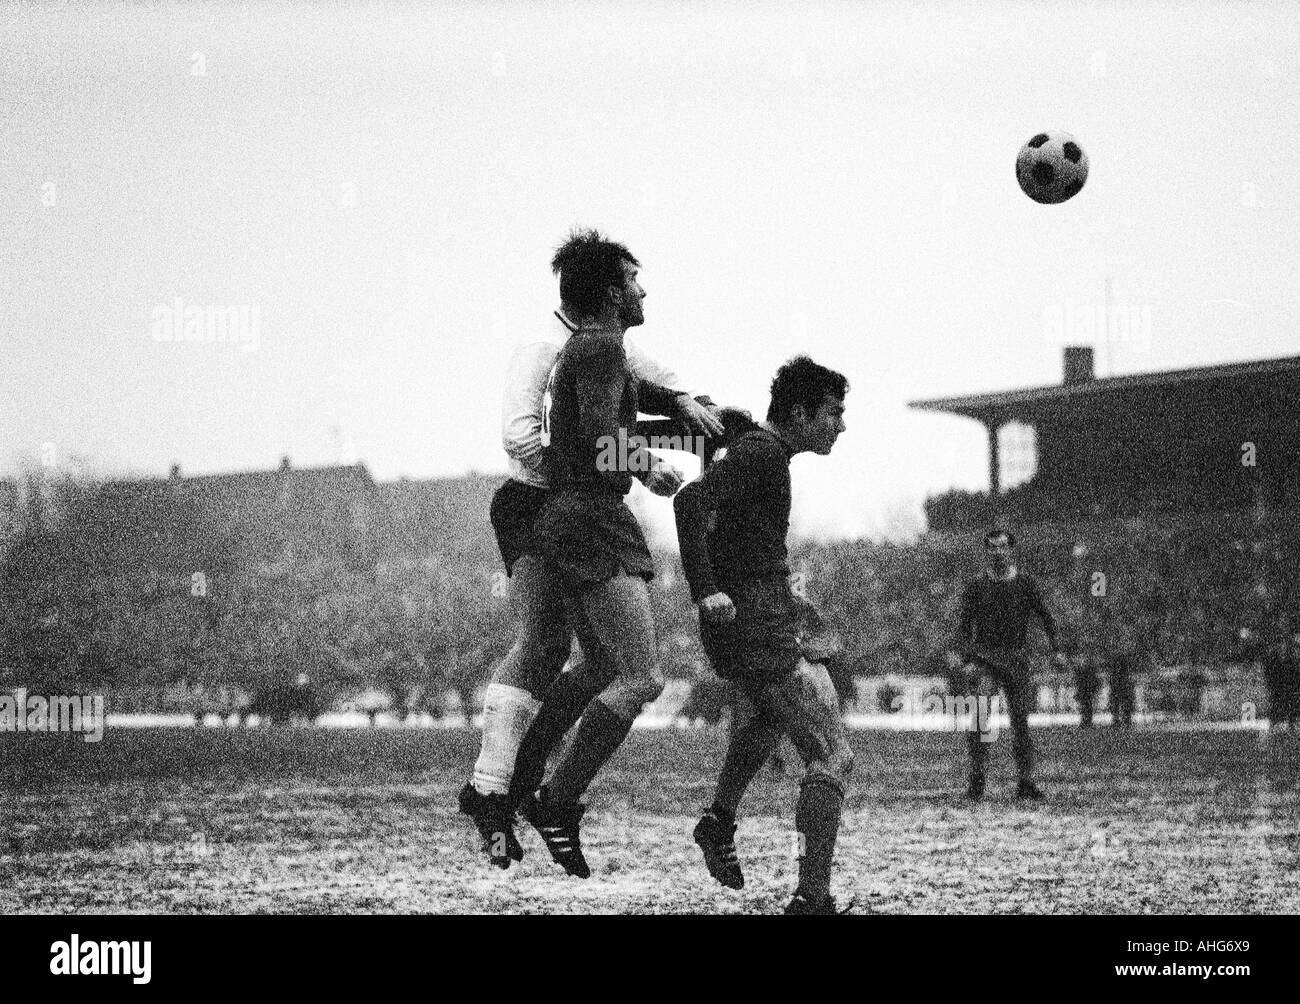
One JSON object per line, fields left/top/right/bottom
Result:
{"left": 1016, "top": 131, "right": 1088, "bottom": 204}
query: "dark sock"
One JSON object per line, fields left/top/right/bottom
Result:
{"left": 508, "top": 670, "right": 600, "bottom": 808}
{"left": 1012, "top": 728, "right": 1034, "bottom": 782}
{"left": 713, "top": 720, "right": 782, "bottom": 818}
{"left": 542, "top": 699, "right": 634, "bottom": 807}
{"left": 967, "top": 731, "right": 988, "bottom": 776}
{"left": 795, "top": 775, "right": 843, "bottom": 903}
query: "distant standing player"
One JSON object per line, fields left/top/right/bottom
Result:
{"left": 674, "top": 356, "right": 853, "bottom": 915}
{"left": 947, "top": 528, "right": 1066, "bottom": 801}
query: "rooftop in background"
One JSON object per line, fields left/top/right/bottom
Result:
{"left": 909, "top": 353, "right": 1300, "bottom": 424}
{"left": 911, "top": 347, "right": 1300, "bottom": 530}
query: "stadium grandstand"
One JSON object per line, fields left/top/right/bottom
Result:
{"left": 896, "top": 346, "right": 1300, "bottom": 725}
{"left": 911, "top": 346, "right": 1300, "bottom": 530}
{"left": 3, "top": 351, "right": 1297, "bottom": 729}
{"left": 0, "top": 459, "right": 511, "bottom": 725}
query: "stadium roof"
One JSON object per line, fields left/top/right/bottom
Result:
{"left": 909, "top": 353, "right": 1300, "bottom": 423}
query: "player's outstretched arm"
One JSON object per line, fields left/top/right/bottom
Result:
{"left": 635, "top": 380, "right": 724, "bottom": 439}
{"left": 635, "top": 378, "right": 688, "bottom": 418}
{"left": 626, "top": 341, "right": 724, "bottom": 436}
{"left": 674, "top": 394, "right": 725, "bottom": 436}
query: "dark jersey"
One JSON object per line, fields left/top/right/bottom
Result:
{"left": 542, "top": 328, "right": 682, "bottom": 496}
{"left": 674, "top": 425, "right": 794, "bottom": 602}
{"left": 957, "top": 570, "right": 1059, "bottom": 654}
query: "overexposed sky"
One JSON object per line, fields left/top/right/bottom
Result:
{"left": 2, "top": 0, "right": 1297, "bottom": 542}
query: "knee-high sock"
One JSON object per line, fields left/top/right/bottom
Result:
{"left": 1007, "top": 692, "right": 1034, "bottom": 781}
{"left": 541, "top": 699, "right": 633, "bottom": 807}
{"left": 508, "top": 669, "right": 602, "bottom": 807}
{"left": 966, "top": 728, "right": 989, "bottom": 776}
{"left": 795, "top": 775, "right": 844, "bottom": 904}
{"left": 1011, "top": 720, "right": 1034, "bottom": 780}
{"left": 472, "top": 684, "right": 541, "bottom": 795}
{"left": 712, "top": 719, "right": 783, "bottom": 819}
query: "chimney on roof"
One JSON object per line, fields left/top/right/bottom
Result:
{"left": 1063, "top": 345, "right": 1094, "bottom": 385}
{"left": 279, "top": 455, "right": 291, "bottom": 472}
{"left": 169, "top": 463, "right": 181, "bottom": 481}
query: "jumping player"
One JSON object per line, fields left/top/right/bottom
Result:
{"left": 510, "top": 238, "right": 698, "bottom": 879}
{"left": 946, "top": 528, "right": 1067, "bottom": 801}
{"left": 458, "top": 229, "right": 722, "bottom": 868}
{"left": 674, "top": 355, "right": 853, "bottom": 915}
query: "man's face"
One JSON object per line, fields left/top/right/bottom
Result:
{"left": 612, "top": 259, "right": 646, "bottom": 328}
{"left": 795, "top": 394, "right": 846, "bottom": 455}
{"left": 985, "top": 536, "right": 1013, "bottom": 570}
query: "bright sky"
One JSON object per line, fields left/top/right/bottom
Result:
{"left": 2, "top": 0, "right": 1296, "bottom": 543}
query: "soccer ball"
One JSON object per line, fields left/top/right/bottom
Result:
{"left": 1016, "top": 131, "right": 1088, "bottom": 204}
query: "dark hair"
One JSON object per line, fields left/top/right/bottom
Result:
{"left": 766, "top": 355, "right": 848, "bottom": 424}
{"left": 984, "top": 527, "right": 1016, "bottom": 547}
{"left": 551, "top": 228, "right": 639, "bottom": 320}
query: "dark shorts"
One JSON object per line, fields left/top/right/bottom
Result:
{"left": 700, "top": 575, "right": 801, "bottom": 685}
{"left": 489, "top": 479, "right": 550, "bottom": 575}
{"left": 949, "top": 648, "right": 1034, "bottom": 715}
{"left": 533, "top": 488, "right": 654, "bottom": 591}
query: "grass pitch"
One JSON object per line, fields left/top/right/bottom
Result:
{"left": 2, "top": 725, "right": 1297, "bottom": 914}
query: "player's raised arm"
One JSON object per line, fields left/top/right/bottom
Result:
{"left": 626, "top": 340, "right": 724, "bottom": 437}
{"left": 630, "top": 378, "right": 691, "bottom": 497}
{"left": 636, "top": 377, "right": 688, "bottom": 419}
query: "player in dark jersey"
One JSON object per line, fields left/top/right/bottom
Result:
{"left": 458, "top": 230, "right": 724, "bottom": 869}
{"left": 674, "top": 355, "right": 853, "bottom": 915}
{"left": 510, "top": 244, "right": 694, "bottom": 879}
{"left": 947, "top": 528, "right": 1066, "bottom": 801}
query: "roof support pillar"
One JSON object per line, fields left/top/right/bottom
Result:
{"left": 985, "top": 419, "right": 1001, "bottom": 498}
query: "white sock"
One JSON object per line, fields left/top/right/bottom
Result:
{"left": 472, "top": 684, "right": 542, "bottom": 795}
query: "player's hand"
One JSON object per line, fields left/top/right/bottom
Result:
{"left": 1051, "top": 650, "right": 1069, "bottom": 669}
{"left": 676, "top": 394, "right": 726, "bottom": 437}
{"left": 699, "top": 592, "right": 736, "bottom": 624}
{"left": 645, "top": 459, "right": 685, "bottom": 497}
{"left": 943, "top": 649, "right": 965, "bottom": 671}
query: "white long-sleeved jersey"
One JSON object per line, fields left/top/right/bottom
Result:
{"left": 501, "top": 309, "right": 689, "bottom": 489}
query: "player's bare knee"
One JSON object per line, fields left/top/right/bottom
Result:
{"left": 602, "top": 675, "right": 664, "bottom": 719}
{"left": 803, "top": 761, "right": 847, "bottom": 798}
